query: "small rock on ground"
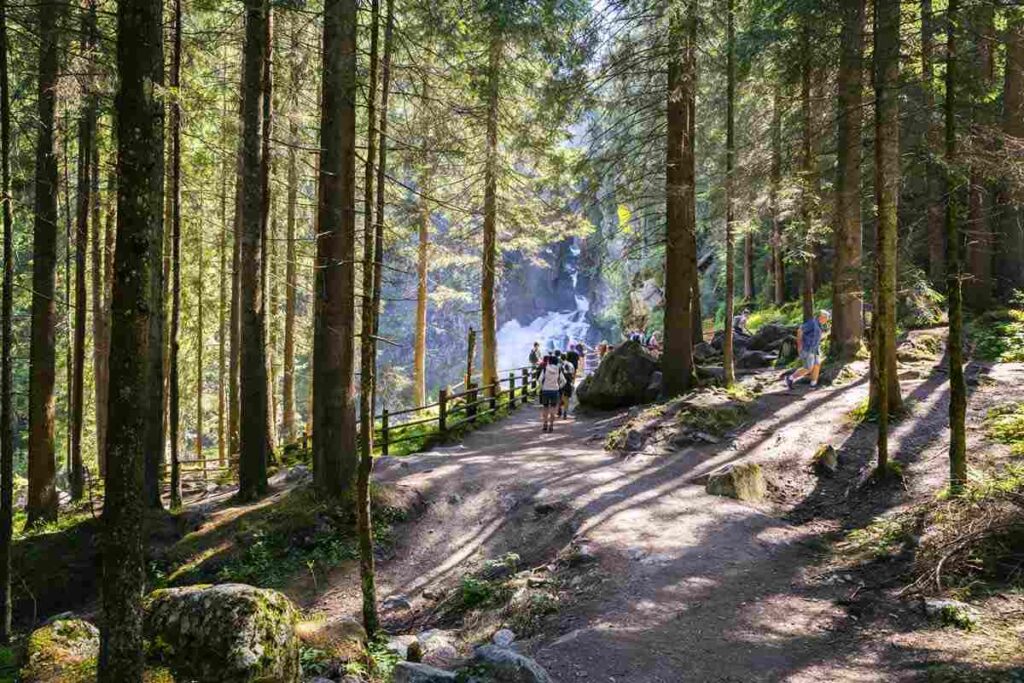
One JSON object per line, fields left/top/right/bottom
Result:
{"left": 392, "top": 661, "right": 458, "bottom": 683}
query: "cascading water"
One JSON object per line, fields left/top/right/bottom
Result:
{"left": 497, "top": 239, "right": 592, "bottom": 369}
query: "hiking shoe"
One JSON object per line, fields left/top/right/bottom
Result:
{"left": 785, "top": 374, "right": 794, "bottom": 390}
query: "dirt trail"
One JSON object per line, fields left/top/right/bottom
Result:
{"left": 301, "top": 348, "right": 1024, "bottom": 682}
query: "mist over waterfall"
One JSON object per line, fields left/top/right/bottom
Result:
{"left": 497, "top": 239, "right": 595, "bottom": 370}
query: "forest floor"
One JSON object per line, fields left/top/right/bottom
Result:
{"left": 287, "top": 326, "right": 1024, "bottom": 682}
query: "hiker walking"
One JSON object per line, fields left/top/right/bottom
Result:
{"left": 537, "top": 352, "right": 565, "bottom": 432}
{"left": 559, "top": 351, "right": 577, "bottom": 419}
{"left": 786, "top": 309, "right": 830, "bottom": 389}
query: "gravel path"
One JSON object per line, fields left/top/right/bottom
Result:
{"left": 301, "top": 346, "right": 1024, "bottom": 682}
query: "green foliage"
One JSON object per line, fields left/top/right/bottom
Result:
{"left": 985, "top": 403, "right": 1024, "bottom": 455}
{"left": 936, "top": 603, "right": 977, "bottom": 631}
{"left": 460, "top": 576, "right": 503, "bottom": 609}
{"left": 971, "top": 295, "right": 1024, "bottom": 362}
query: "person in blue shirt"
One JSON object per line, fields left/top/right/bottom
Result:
{"left": 786, "top": 309, "right": 830, "bottom": 389}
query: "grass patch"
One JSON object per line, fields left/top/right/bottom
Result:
{"left": 676, "top": 403, "right": 747, "bottom": 436}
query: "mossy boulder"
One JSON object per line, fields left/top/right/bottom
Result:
{"left": 705, "top": 463, "right": 766, "bottom": 502}
{"left": 471, "top": 645, "right": 552, "bottom": 683}
{"left": 144, "top": 583, "right": 301, "bottom": 682}
{"left": 577, "top": 341, "right": 660, "bottom": 409}
{"left": 21, "top": 618, "right": 99, "bottom": 683}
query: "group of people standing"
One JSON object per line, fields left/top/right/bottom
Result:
{"left": 529, "top": 341, "right": 585, "bottom": 433}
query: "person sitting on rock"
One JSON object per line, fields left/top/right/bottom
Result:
{"left": 786, "top": 309, "right": 830, "bottom": 389}
{"left": 733, "top": 308, "right": 751, "bottom": 337}
{"left": 529, "top": 341, "right": 541, "bottom": 367}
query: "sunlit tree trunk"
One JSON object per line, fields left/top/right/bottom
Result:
{"left": 70, "top": 0, "right": 98, "bottom": 501}
{"left": 218, "top": 51, "right": 230, "bottom": 466}
{"left": 831, "top": 0, "right": 865, "bottom": 361}
{"left": 798, "top": 23, "right": 815, "bottom": 321}
{"left": 0, "top": 0, "right": 14, "bottom": 640}
{"left": 168, "top": 0, "right": 183, "bottom": 509}
{"left": 723, "top": 0, "right": 735, "bottom": 386}
{"left": 480, "top": 26, "right": 502, "bottom": 391}
{"left": 99, "top": 0, "right": 164, "bottom": 671}
{"left": 872, "top": 0, "right": 903, "bottom": 470}
{"left": 964, "top": 4, "right": 994, "bottom": 310}
{"left": 770, "top": 85, "right": 784, "bottom": 306}
{"left": 282, "top": 117, "right": 298, "bottom": 443}
{"left": 662, "top": 0, "right": 697, "bottom": 397}
{"left": 922, "top": 0, "right": 945, "bottom": 288}
{"left": 260, "top": 8, "right": 277, "bottom": 455}
{"left": 313, "top": 0, "right": 357, "bottom": 499}
{"left": 997, "top": 9, "right": 1024, "bottom": 293}
{"left": 239, "top": 0, "right": 270, "bottom": 501}
{"left": 413, "top": 172, "right": 429, "bottom": 407}
{"left": 945, "top": 0, "right": 967, "bottom": 493}
{"left": 27, "top": 0, "right": 62, "bottom": 526}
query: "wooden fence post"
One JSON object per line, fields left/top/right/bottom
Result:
{"left": 490, "top": 381, "right": 499, "bottom": 412}
{"left": 381, "top": 409, "right": 390, "bottom": 456}
{"left": 468, "top": 382, "right": 478, "bottom": 423}
{"left": 509, "top": 371, "right": 516, "bottom": 408}
{"left": 522, "top": 367, "right": 530, "bottom": 402}
{"left": 465, "top": 327, "right": 476, "bottom": 389}
{"left": 439, "top": 388, "right": 448, "bottom": 435}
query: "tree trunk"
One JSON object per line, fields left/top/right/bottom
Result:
{"left": 922, "top": 0, "right": 945, "bottom": 287}
{"left": 723, "top": 0, "right": 735, "bottom": 386}
{"left": 313, "top": 0, "right": 357, "bottom": 499}
{"left": 771, "top": 85, "right": 784, "bottom": 306}
{"left": 92, "top": 132, "right": 107, "bottom": 479}
{"left": 70, "top": 0, "right": 98, "bottom": 501}
{"left": 831, "top": 0, "right": 866, "bottom": 361}
{"left": 964, "top": 4, "right": 995, "bottom": 310}
{"left": 260, "top": 7, "right": 277, "bottom": 456}
{"left": 218, "top": 50, "right": 230, "bottom": 467}
{"left": 662, "top": 0, "right": 697, "bottom": 397}
{"left": 873, "top": 0, "right": 903, "bottom": 469}
{"left": 27, "top": 0, "right": 62, "bottom": 526}
{"left": 480, "top": 27, "right": 502, "bottom": 391}
{"left": 945, "top": 0, "right": 967, "bottom": 493}
{"left": 997, "top": 9, "right": 1024, "bottom": 293}
{"left": 413, "top": 172, "right": 429, "bottom": 407}
{"left": 282, "top": 118, "right": 298, "bottom": 444}
{"left": 0, "top": 0, "right": 14, "bottom": 639}
{"left": 239, "top": 0, "right": 270, "bottom": 501}
{"left": 195, "top": 174, "right": 204, "bottom": 464}
{"left": 229, "top": 77, "right": 245, "bottom": 462}
{"left": 799, "top": 23, "right": 815, "bottom": 322}
{"left": 99, "top": 156, "right": 115, "bottom": 477}
{"left": 168, "top": 0, "right": 183, "bottom": 509}
{"left": 99, "top": 0, "right": 163, "bottom": 671}
{"left": 143, "top": 132, "right": 167, "bottom": 509}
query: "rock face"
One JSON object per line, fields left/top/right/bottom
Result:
{"left": 705, "top": 463, "right": 766, "bottom": 502}
{"left": 577, "top": 341, "right": 660, "bottom": 409}
{"left": 472, "top": 645, "right": 553, "bottom": 683}
{"left": 145, "top": 583, "right": 301, "bottom": 683}
{"left": 748, "top": 323, "right": 796, "bottom": 351}
{"left": 21, "top": 618, "right": 99, "bottom": 683}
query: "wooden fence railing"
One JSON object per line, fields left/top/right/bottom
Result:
{"left": 165, "top": 364, "right": 543, "bottom": 493}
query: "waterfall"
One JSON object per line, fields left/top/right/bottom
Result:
{"left": 496, "top": 240, "right": 591, "bottom": 369}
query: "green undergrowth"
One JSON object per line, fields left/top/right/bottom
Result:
{"left": 985, "top": 403, "right": 1024, "bottom": 455}
{"left": 970, "top": 292, "right": 1024, "bottom": 363}
{"left": 158, "top": 485, "right": 409, "bottom": 590}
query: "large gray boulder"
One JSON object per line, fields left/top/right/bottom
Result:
{"left": 145, "top": 583, "right": 301, "bottom": 683}
{"left": 577, "top": 341, "right": 659, "bottom": 409}
{"left": 748, "top": 323, "right": 798, "bottom": 351}
{"left": 471, "top": 645, "right": 553, "bottom": 683}
{"left": 392, "top": 661, "right": 458, "bottom": 682}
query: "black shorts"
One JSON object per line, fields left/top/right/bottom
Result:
{"left": 540, "top": 390, "right": 560, "bottom": 407}
{"left": 562, "top": 385, "right": 574, "bottom": 398}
